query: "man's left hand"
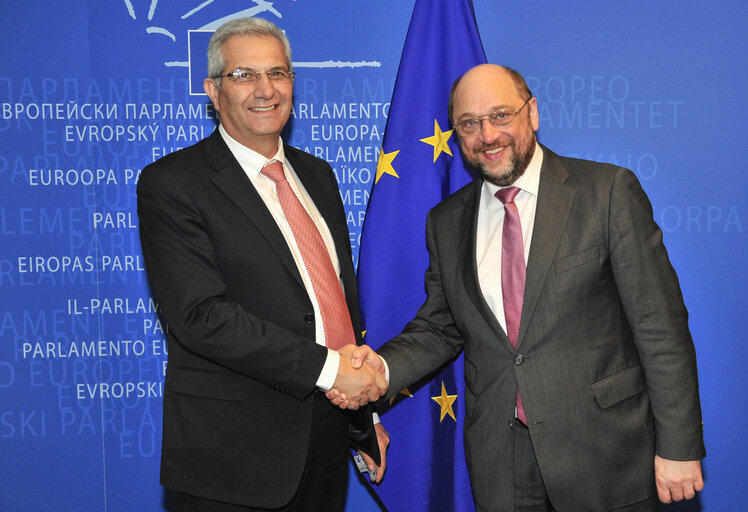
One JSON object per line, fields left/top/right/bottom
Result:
{"left": 359, "top": 422, "right": 389, "bottom": 484}
{"left": 654, "top": 455, "right": 704, "bottom": 503}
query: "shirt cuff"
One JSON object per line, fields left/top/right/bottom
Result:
{"left": 381, "top": 355, "right": 390, "bottom": 384}
{"left": 316, "top": 348, "right": 339, "bottom": 391}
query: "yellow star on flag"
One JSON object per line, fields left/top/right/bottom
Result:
{"left": 375, "top": 149, "right": 400, "bottom": 184}
{"left": 420, "top": 119, "right": 454, "bottom": 163}
{"left": 389, "top": 387, "right": 413, "bottom": 406}
{"left": 431, "top": 381, "right": 457, "bottom": 422}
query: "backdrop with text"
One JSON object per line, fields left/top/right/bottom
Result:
{"left": 1, "top": 1, "right": 744, "bottom": 511}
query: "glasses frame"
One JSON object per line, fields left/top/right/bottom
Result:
{"left": 213, "top": 67, "right": 295, "bottom": 85}
{"left": 455, "top": 96, "right": 533, "bottom": 136}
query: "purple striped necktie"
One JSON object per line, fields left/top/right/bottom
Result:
{"left": 495, "top": 186, "right": 527, "bottom": 424}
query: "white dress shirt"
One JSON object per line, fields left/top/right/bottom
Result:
{"left": 219, "top": 125, "right": 341, "bottom": 390}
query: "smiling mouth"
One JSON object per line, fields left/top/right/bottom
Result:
{"left": 250, "top": 105, "right": 277, "bottom": 112}
{"left": 480, "top": 145, "right": 509, "bottom": 159}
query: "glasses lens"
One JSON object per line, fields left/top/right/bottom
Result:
{"left": 268, "top": 70, "right": 291, "bottom": 81}
{"left": 230, "top": 69, "right": 256, "bottom": 83}
{"left": 459, "top": 119, "right": 479, "bottom": 135}
{"left": 490, "top": 111, "right": 515, "bottom": 128}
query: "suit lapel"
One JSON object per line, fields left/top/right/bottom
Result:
{"left": 284, "top": 145, "right": 353, "bottom": 275}
{"left": 285, "top": 147, "right": 348, "bottom": 263}
{"left": 518, "top": 146, "right": 575, "bottom": 348}
{"left": 206, "top": 131, "right": 304, "bottom": 287}
{"left": 453, "top": 182, "right": 511, "bottom": 348}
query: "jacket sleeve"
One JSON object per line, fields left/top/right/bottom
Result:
{"left": 608, "top": 167, "right": 705, "bottom": 460}
{"left": 377, "top": 209, "right": 465, "bottom": 397}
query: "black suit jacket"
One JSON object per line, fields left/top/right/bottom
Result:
{"left": 378, "top": 146, "right": 705, "bottom": 512}
{"left": 137, "top": 129, "right": 374, "bottom": 508}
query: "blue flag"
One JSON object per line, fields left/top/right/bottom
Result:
{"left": 357, "top": 1, "right": 486, "bottom": 510}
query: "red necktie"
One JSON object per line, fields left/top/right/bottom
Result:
{"left": 495, "top": 186, "right": 527, "bottom": 424}
{"left": 262, "top": 161, "right": 355, "bottom": 350}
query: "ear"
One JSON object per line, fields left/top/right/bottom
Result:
{"left": 528, "top": 97, "right": 539, "bottom": 132}
{"left": 204, "top": 78, "right": 220, "bottom": 112}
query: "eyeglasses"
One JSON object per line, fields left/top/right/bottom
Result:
{"left": 213, "top": 67, "right": 295, "bottom": 85}
{"left": 454, "top": 97, "right": 532, "bottom": 136}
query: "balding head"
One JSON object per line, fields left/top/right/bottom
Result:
{"left": 448, "top": 65, "right": 532, "bottom": 126}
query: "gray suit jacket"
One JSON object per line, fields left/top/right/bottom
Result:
{"left": 378, "top": 145, "right": 705, "bottom": 512}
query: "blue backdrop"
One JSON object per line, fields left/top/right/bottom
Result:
{"left": 1, "top": 1, "right": 744, "bottom": 511}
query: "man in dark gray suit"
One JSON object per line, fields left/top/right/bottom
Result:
{"left": 331, "top": 64, "right": 705, "bottom": 511}
{"left": 138, "top": 18, "right": 387, "bottom": 512}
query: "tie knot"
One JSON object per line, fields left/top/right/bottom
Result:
{"left": 261, "top": 160, "right": 286, "bottom": 184}
{"left": 495, "top": 186, "right": 520, "bottom": 205}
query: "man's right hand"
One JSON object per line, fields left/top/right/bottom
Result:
{"left": 329, "top": 345, "right": 387, "bottom": 409}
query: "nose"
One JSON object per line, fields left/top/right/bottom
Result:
{"left": 253, "top": 74, "right": 275, "bottom": 98}
{"left": 478, "top": 118, "right": 502, "bottom": 144}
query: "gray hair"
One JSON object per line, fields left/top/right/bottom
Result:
{"left": 207, "top": 18, "right": 292, "bottom": 89}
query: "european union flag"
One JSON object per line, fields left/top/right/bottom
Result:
{"left": 357, "top": 1, "right": 486, "bottom": 510}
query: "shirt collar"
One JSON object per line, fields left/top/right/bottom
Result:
{"left": 218, "top": 124, "right": 285, "bottom": 178}
{"left": 481, "top": 142, "right": 543, "bottom": 208}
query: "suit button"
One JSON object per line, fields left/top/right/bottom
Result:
{"left": 514, "top": 355, "right": 524, "bottom": 365}
{"left": 304, "top": 313, "right": 314, "bottom": 324}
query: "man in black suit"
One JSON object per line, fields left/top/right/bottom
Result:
{"left": 138, "top": 17, "right": 387, "bottom": 512}
{"left": 333, "top": 64, "right": 705, "bottom": 511}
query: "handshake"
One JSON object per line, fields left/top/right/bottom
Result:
{"left": 328, "top": 344, "right": 388, "bottom": 410}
